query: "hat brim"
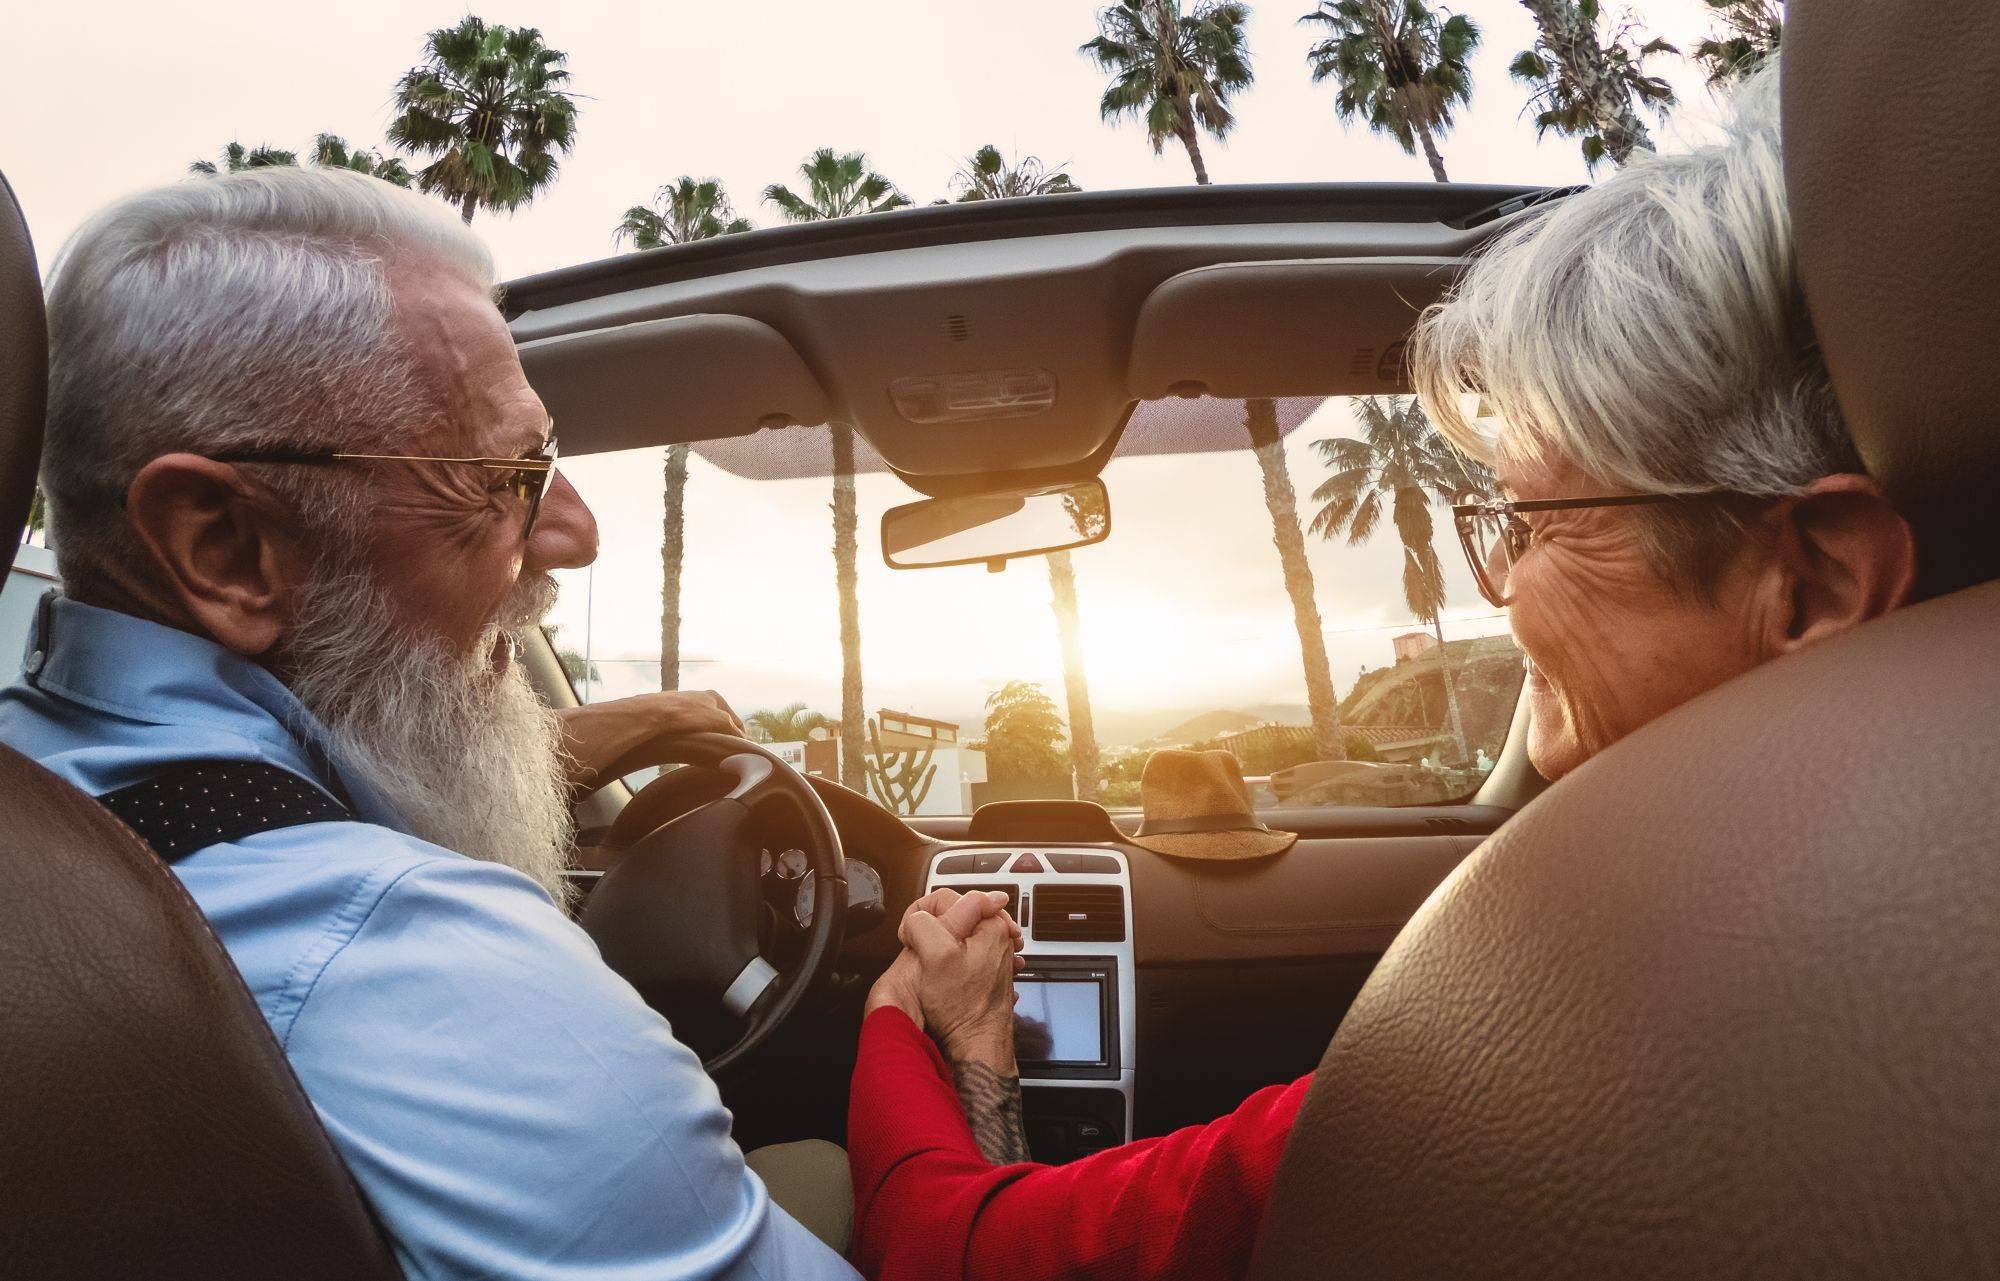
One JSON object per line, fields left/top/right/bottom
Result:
{"left": 1128, "top": 826, "right": 1298, "bottom": 861}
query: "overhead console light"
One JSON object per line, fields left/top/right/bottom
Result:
{"left": 890, "top": 368, "right": 1057, "bottom": 425}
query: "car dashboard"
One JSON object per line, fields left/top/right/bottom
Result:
{"left": 925, "top": 846, "right": 1136, "bottom": 1162}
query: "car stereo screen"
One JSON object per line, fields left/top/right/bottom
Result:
{"left": 1013, "top": 977, "right": 1104, "bottom": 1065}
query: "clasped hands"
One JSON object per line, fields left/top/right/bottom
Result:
{"left": 866, "top": 888, "right": 1026, "bottom": 1071}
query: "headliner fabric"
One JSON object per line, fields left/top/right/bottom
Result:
{"left": 691, "top": 396, "right": 1328, "bottom": 482}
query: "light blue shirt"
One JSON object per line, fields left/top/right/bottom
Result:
{"left": 0, "top": 595, "right": 858, "bottom": 1281}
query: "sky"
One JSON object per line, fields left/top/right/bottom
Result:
{"left": 548, "top": 398, "right": 1522, "bottom": 744}
{"left": 10, "top": 0, "right": 1733, "bottom": 279}
{"left": 7, "top": 0, "right": 1745, "bottom": 742}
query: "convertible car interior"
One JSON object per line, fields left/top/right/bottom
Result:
{"left": 1, "top": 0, "right": 1994, "bottom": 1274}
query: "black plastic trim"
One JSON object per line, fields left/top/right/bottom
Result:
{"left": 904, "top": 803, "right": 1514, "bottom": 844}
{"left": 501, "top": 183, "right": 1555, "bottom": 318}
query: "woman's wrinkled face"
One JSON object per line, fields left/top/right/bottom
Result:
{"left": 1498, "top": 454, "right": 1769, "bottom": 781}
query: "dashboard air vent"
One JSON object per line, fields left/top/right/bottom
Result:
{"left": 1032, "top": 884, "right": 1126, "bottom": 943}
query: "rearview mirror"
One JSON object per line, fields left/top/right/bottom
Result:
{"left": 881, "top": 479, "right": 1110, "bottom": 571}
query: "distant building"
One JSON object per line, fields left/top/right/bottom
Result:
{"left": 769, "top": 707, "right": 984, "bottom": 816}
{"left": 1392, "top": 631, "right": 1439, "bottom": 664}
{"left": 875, "top": 709, "right": 960, "bottom": 749}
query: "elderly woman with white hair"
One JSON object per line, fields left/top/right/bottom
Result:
{"left": 847, "top": 65, "right": 1920, "bottom": 1281}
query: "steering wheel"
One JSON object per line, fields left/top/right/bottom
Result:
{"left": 577, "top": 732, "right": 847, "bottom": 1074}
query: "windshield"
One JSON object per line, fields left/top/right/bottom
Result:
{"left": 548, "top": 394, "right": 1522, "bottom": 816}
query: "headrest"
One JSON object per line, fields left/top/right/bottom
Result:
{"left": 0, "top": 172, "right": 45, "bottom": 580}
{"left": 1784, "top": 1, "right": 2000, "bottom": 593}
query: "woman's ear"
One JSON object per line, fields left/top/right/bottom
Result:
{"left": 123, "top": 455, "right": 305, "bottom": 656}
{"left": 1767, "top": 474, "right": 1918, "bottom": 655}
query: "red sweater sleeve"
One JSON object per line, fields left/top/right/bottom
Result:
{"left": 848, "top": 1007, "right": 1308, "bottom": 1281}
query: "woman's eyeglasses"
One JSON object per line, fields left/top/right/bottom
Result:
{"left": 210, "top": 429, "right": 560, "bottom": 540}
{"left": 1450, "top": 493, "right": 1717, "bottom": 608}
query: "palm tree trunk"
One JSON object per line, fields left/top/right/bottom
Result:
{"left": 658, "top": 444, "right": 689, "bottom": 692}
{"left": 1517, "top": 0, "right": 1654, "bottom": 165}
{"left": 1178, "top": 121, "right": 1213, "bottom": 186}
{"left": 1415, "top": 121, "right": 1451, "bottom": 182}
{"left": 1046, "top": 550, "right": 1101, "bottom": 802}
{"left": 1432, "top": 615, "right": 1467, "bottom": 763}
{"left": 831, "top": 422, "right": 867, "bottom": 792}
{"left": 459, "top": 192, "right": 477, "bottom": 225}
{"left": 1244, "top": 399, "right": 1345, "bottom": 762}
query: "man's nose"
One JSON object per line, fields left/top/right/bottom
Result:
{"left": 526, "top": 470, "right": 598, "bottom": 571}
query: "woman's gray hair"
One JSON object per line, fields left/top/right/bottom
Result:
{"left": 42, "top": 166, "right": 495, "bottom": 601}
{"left": 1411, "top": 61, "right": 1862, "bottom": 591}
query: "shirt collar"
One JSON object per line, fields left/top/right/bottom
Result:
{"left": 23, "top": 593, "right": 401, "bottom": 825}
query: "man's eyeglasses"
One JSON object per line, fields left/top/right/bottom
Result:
{"left": 211, "top": 429, "right": 560, "bottom": 540}
{"left": 1450, "top": 492, "right": 1734, "bottom": 608}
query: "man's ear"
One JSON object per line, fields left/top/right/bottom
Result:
{"left": 1765, "top": 474, "right": 1918, "bottom": 656}
{"left": 124, "top": 454, "right": 306, "bottom": 656}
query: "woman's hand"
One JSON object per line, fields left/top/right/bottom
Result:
{"left": 869, "top": 887, "right": 1031, "bottom": 1165}
{"left": 900, "top": 890, "right": 1025, "bottom": 1066}
{"left": 862, "top": 888, "right": 1022, "bottom": 1036}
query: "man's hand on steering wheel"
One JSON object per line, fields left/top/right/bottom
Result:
{"left": 556, "top": 690, "right": 746, "bottom": 798}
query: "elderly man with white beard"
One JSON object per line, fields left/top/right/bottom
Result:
{"left": 0, "top": 169, "right": 863, "bottom": 1279}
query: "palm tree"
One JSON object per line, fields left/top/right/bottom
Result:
{"left": 1245, "top": 400, "right": 1347, "bottom": 762}
{"left": 763, "top": 148, "right": 912, "bottom": 221}
{"left": 189, "top": 141, "right": 298, "bottom": 175}
{"left": 764, "top": 149, "right": 909, "bottom": 791}
{"left": 1300, "top": 0, "right": 1480, "bottom": 182}
{"left": 1046, "top": 486, "right": 1109, "bottom": 802}
{"left": 1691, "top": 0, "right": 1781, "bottom": 85}
{"left": 1083, "top": 5, "right": 1341, "bottom": 761}
{"left": 658, "top": 443, "right": 690, "bottom": 693}
{"left": 951, "top": 146, "right": 1082, "bottom": 201}
{"left": 1307, "top": 396, "right": 1494, "bottom": 763}
{"left": 309, "top": 134, "right": 415, "bottom": 187}
{"left": 609, "top": 183, "right": 755, "bottom": 700}
{"left": 746, "top": 703, "right": 835, "bottom": 744}
{"left": 827, "top": 422, "right": 867, "bottom": 790}
{"left": 614, "top": 176, "right": 753, "bottom": 248}
{"left": 1511, "top": 0, "right": 1675, "bottom": 170}
{"left": 388, "top": 16, "right": 579, "bottom": 224}
{"left": 1081, "top": 0, "right": 1254, "bottom": 186}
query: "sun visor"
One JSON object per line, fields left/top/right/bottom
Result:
{"left": 516, "top": 314, "right": 833, "bottom": 456}
{"left": 1127, "top": 257, "right": 1459, "bottom": 400}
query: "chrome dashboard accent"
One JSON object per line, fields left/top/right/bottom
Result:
{"left": 925, "top": 846, "right": 1136, "bottom": 1143}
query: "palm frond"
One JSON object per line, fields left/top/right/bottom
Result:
{"left": 386, "top": 17, "right": 578, "bottom": 218}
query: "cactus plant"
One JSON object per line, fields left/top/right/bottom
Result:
{"left": 864, "top": 717, "right": 938, "bottom": 815}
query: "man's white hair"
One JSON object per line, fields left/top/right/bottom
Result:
{"left": 43, "top": 168, "right": 575, "bottom": 899}
{"left": 1411, "top": 61, "right": 1860, "bottom": 586}
{"left": 42, "top": 166, "right": 494, "bottom": 598}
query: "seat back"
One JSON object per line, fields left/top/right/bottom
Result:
{"left": 0, "top": 177, "right": 402, "bottom": 1277}
{"left": 1248, "top": 0, "right": 2000, "bottom": 1273}
{"left": 0, "top": 174, "right": 41, "bottom": 569}
{"left": 1248, "top": 582, "right": 2000, "bottom": 1277}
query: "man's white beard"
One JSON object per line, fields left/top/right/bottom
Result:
{"left": 280, "top": 563, "right": 575, "bottom": 905}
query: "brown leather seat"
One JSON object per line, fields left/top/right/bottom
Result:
{"left": 0, "top": 176, "right": 402, "bottom": 1277}
{"left": 1248, "top": 1, "right": 2000, "bottom": 1275}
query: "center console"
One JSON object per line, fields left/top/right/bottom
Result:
{"left": 925, "top": 846, "right": 1134, "bottom": 1163}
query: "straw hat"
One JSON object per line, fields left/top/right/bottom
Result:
{"left": 1128, "top": 749, "right": 1297, "bottom": 860}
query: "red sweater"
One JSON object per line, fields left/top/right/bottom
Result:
{"left": 847, "top": 1007, "right": 1310, "bottom": 1281}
